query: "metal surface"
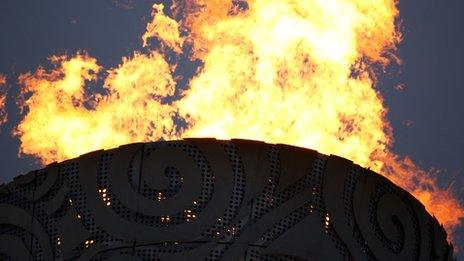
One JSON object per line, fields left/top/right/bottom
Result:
{"left": 0, "top": 139, "right": 455, "bottom": 260}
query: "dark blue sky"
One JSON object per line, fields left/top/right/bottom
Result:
{"left": 0, "top": 0, "right": 463, "bottom": 255}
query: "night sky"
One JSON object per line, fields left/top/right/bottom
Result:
{"left": 0, "top": 0, "right": 463, "bottom": 256}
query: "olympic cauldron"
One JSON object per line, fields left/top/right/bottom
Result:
{"left": 0, "top": 139, "right": 454, "bottom": 260}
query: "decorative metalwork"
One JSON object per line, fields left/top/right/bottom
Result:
{"left": 0, "top": 139, "right": 454, "bottom": 260}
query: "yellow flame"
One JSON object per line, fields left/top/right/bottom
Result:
{"left": 142, "top": 3, "right": 185, "bottom": 53}
{"left": 16, "top": 51, "right": 178, "bottom": 162}
{"left": 14, "top": 0, "right": 463, "bottom": 239}
{"left": 176, "top": 0, "right": 400, "bottom": 171}
{"left": 0, "top": 74, "right": 7, "bottom": 126}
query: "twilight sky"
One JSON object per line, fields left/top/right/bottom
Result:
{"left": 0, "top": 0, "right": 463, "bottom": 255}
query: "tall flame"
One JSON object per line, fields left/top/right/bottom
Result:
{"left": 0, "top": 73, "right": 7, "bottom": 127}
{"left": 14, "top": 0, "right": 464, "bottom": 239}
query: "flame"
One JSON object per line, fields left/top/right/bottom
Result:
{"left": 175, "top": 0, "right": 400, "bottom": 171}
{"left": 142, "top": 3, "right": 185, "bottom": 53}
{"left": 14, "top": 0, "right": 463, "bottom": 239}
{"left": 379, "top": 154, "right": 464, "bottom": 231}
{"left": 0, "top": 74, "right": 7, "bottom": 126}
{"left": 16, "top": 51, "right": 178, "bottom": 162}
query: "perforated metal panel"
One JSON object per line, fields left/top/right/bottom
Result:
{"left": 0, "top": 139, "right": 455, "bottom": 260}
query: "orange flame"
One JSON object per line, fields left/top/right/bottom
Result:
{"left": 16, "top": 52, "right": 178, "bottom": 162}
{"left": 142, "top": 3, "right": 185, "bottom": 53}
{"left": 14, "top": 0, "right": 463, "bottom": 240}
{"left": 379, "top": 153, "right": 464, "bottom": 231}
{"left": 0, "top": 73, "right": 7, "bottom": 126}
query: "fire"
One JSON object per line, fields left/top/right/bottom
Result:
{"left": 16, "top": 52, "right": 178, "bottom": 162}
{"left": 142, "top": 3, "right": 185, "bottom": 53}
{"left": 379, "top": 154, "right": 464, "bottom": 231}
{"left": 175, "top": 0, "right": 400, "bottom": 171}
{"left": 0, "top": 73, "right": 7, "bottom": 127}
{"left": 14, "top": 0, "right": 463, "bottom": 239}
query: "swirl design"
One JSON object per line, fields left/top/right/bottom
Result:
{"left": 0, "top": 139, "right": 454, "bottom": 260}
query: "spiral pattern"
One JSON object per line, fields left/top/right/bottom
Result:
{"left": 0, "top": 139, "right": 454, "bottom": 260}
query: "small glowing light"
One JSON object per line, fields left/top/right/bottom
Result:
{"left": 99, "top": 187, "right": 111, "bottom": 206}
{"left": 84, "top": 239, "right": 95, "bottom": 248}
{"left": 161, "top": 215, "right": 171, "bottom": 222}
{"left": 156, "top": 192, "right": 165, "bottom": 201}
{"left": 324, "top": 214, "right": 330, "bottom": 227}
